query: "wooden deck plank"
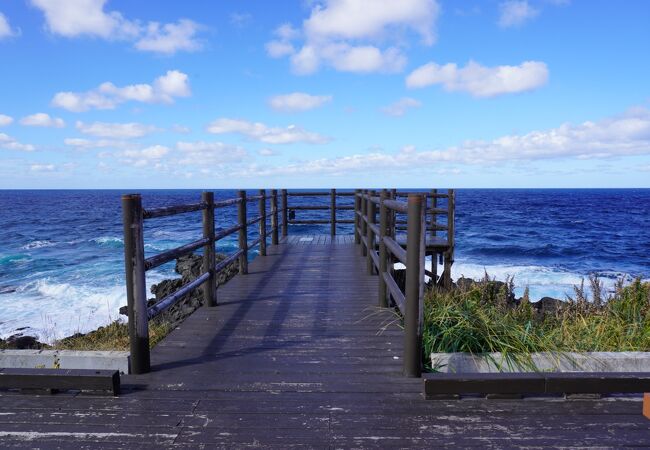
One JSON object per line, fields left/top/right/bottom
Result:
{"left": 1, "top": 236, "right": 649, "bottom": 446}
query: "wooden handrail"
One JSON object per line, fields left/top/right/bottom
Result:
{"left": 124, "top": 187, "right": 454, "bottom": 376}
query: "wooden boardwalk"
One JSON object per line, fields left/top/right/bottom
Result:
{"left": 1, "top": 237, "right": 650, "bottom": 448}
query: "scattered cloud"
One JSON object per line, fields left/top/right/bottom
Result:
{"left": 0, "top": 133, "right": 35, "bottom": 152}
{"left": 171, "top": 124, "right": 191, "bottom": 134}
{"left": 120, "top": 145, "right": 170, "bottom": 167}
{"left": 230, "top": 12, "right": 252, "bottom": 28}
{"left": 380, "top": 97, "right": 422, "bottom": 116}
{"left": 134, "top": 19, "right": 203, "bottom": 54}
{"left": 266, "top": 0, "right": 440, "bottom": 74}
{"left": 29, "top": 0, "right": 204, "bottom": 54}
{"left": 258, "top": 148, "right": 277, "bottom": 156}
{"left": 20, "top": 113, "right": 66, "bottom": 128}
{"left": 64, "top": 137, "right": 130, "bottom": 150}
{"left": 0, "top": 12, "right": 19, "bottom": 39}
{"left": 268, "top": 92, "right": 332, "bottom": 112}
{"left": 206, "top": 118, "right": 330, "bottom": 144}
{"left": 52, "top": 70, "right": 191, "bottom": 112}
{"left": 498, "top": 1, "right": 539, "bottom": 28}
{"left": 0, "top": 114, "right": 13, "bottom": 126}
{"left": 30, "top": 164, "right": 56, "bottom": 172}
{"left": 232, "top": 107, "right": 650, "bottom": 176}
{"left": 406, "top": 60, "right": 548, "bottom": 97}
{"left": 176, "top": 141, "right": 248, "bottom": 164}
{"left": 75, "top": 121, "right": 157, "bottom": 139}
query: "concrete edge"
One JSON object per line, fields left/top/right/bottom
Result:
{"left": 0, "top": 349, "right": 131, "bottom": 374}
{"left": 431, "top": 352, "right": 650, "bottom": 373}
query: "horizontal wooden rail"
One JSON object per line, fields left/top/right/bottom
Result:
{"left": 143, "top": 202, "right": 207, "bottom": 219}
{"left": 144, "top": 237, "right": 210, "bottom": 271}
{"left": 383, "top": 199, "right": 408, "bottom": 213}
{"left": 214, "top": 223, "right": 242, "bottom": 241}
{"left": 383, "top": 236, "right": 407, "bottom": 265}
{"left": 214, "top": 198, "right": 242, "bottom": 208}
{"left": 383, "top": 272, "right": 405, "bottom": 313}
{"left": 147, "top": 272, "right": 210, "bottom": 319}
{"left": 291, "top": 205, "right": 329, "bottom": 210}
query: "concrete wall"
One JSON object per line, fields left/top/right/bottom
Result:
{"left": 0, "top": 350, "right": 130, "bottom": 374}
{"left": 431, "top": 352, "right": 650, "bottom": 373}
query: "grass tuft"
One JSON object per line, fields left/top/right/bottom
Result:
{"left": 54, "top": 319, "right": 172, "bottom": 351}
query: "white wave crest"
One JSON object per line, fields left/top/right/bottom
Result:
{"left": 20, "top": 240, "right": 57, "bottom": 250}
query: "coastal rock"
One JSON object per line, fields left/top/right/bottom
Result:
{"left": 119, "top": 253, "right": 239, "bottom": 329}
{"left": 533, "top": 296, "right": 564, "bottom": 315}
{"left": 0, "top": 334, "right": 46, "bottom": 349}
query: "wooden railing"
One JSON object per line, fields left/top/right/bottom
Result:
{"left": 280, "top": 189, "right": 356, "bottom": 236}
{"left": 355, "top": 189, "right": 455, "bottom": 377}
{"left": 122, "top": 188, "right": 454, "bottom": 376}
{"left": 121, "top": 190, "right": 279, "bottom": 374}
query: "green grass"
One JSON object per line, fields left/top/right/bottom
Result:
{"left": 53, "top": 318, "right": 172, "bottom": 351}
{"left": 422, "top": 275, "right": 650, "bottom": 371}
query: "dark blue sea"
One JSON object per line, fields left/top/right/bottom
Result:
{"left": 1, "top": 189, "right": 649, "bottom": 341}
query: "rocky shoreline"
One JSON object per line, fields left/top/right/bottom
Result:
{"left": 1, "top": 253, "right": 238, "bottom": 350}
{"left": 3, "top": 260, "right": 566, "bottom": 350}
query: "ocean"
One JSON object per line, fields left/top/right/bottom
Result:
{"left": 1, "top": 189, "right": 649, "bottom": 341}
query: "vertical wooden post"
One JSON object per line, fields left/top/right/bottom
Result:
{"left": 271, "top": 189, "right": 278, "bottom": 245}
{"left": 330, "top": 188, "right": 336, "bottom": 236}
{"left": 430, "top": 189, "right": 438, "bottom": 285}
{"left": 404, "top": 194, "right": 425, "bottom": 378}
{"left": 238, "top": 190, "right": 248, "bottom": 275}
{"left": 121, "top": 194, "right": 150, "bottom": 374}
{"left": 378, "top": 189, "right": 388, "bottom": 307}
{"left": 442, "top": 189, "right": 455, "bottom": 289}
{"left": 259, "top": 189, "right": 267, "bottom": 256}
{"left": 361, "top": 189, "right": 368, "bottom": 257}
{"left": 281, "top": 189, "right": 288, "bottom": 237}
{"left": 367, "top": 190, "right": 376, "bottom": 275}
{"left": 202, "top": 191, "right": 216, "bottom": 308}
{"left": 354, "top": 189, "right": 361, "bottom": 245}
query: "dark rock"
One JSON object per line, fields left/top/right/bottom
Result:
{"left": 118, "top": 253, "right": 239, "bottom": 329}
{"left": 0, "top": 334, "right": 46, "bottom": 349}
{"left": 533, "top": 296, "right": 564, "bottom": 314}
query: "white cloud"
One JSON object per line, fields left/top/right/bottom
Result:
{"left": 171, "top": 124, "right": 191, "bottom": 134}
{"left": 76, "top": 121, "right": 157, "bottom": 139}
{"left": 0, "top": 114, "right": 13, "bottom": 126}
{"left": 30, "top": 164, "right": 56, "bottom": 172}
{"left": 206, "top": 118, "right": 330, "bottom": 144}
{"left": 230, "top": 12, "right": 252, "bottom": 28}
{"left": 0, "top": 133, "right": 35, "bottom": 152}
{"left": 0, "top": 12, "right": 19, "bottom": 39}
{"left": 29, "top": 0, "right": 203, "bottom": 54}
{"left": 266, "top": 0, "right": 440, "bottom": 74}
{"left": 120, "top": 145, "right": 170, "bottom": 167}
{"left": 258, "top": 148, "right": 277, "bottom": 156}
{"left": 406, "top": 60, "right": 549, "bottom": 97}
{"left": 52, "top": 70, "right": 191, "bottom": 112}
{"left": 20, "top": 113, "right": 66, "bottom": 128}
{"left": 268, "top": 92, "right": 332, "bottom": 112}
{"left": 233, "top": 107, "right": 650, "bottom": 176}
{"left": 134, "top": 19, "right": 203, "bottom": 55}
{"left": 30, "top": 0, "right": 138, "bottom": 39}
{"left": 498, "top": 1, "right": 539, "bottom": 28}
{"left": 64, "top": 138, "right": 123, "bottom": 150}
{"left": 381, "top": 97, "right": 422, "bottom": 116}
{"left": 176, "top": 141, "right": 248, "bottom": 164}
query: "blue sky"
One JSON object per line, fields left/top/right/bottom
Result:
{"left": 0, "top": 0, "right": 649, "bottom": 188}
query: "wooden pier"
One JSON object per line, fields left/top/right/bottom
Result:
{"left": 1, "top": 190, "right": 649, "bottom": 447}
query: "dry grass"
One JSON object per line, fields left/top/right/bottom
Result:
{"left": 53, "top": 319, "right": 172, "bottom": 351}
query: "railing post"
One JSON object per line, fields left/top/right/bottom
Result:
{"left": 238, "top": 190, "right": 248, "bottom": 274}
{"left": 354, "top": 189, "right": 361, "bottom": 245}
{"left": 378, "top": 189, "right": 388, "bottom": 307}
{"left": 404, "top": 194, "right": 425, "bottom": 378}
{"left": 361, "top": 189, "right": 368, "bottom": 257}
{"left": 430, "top": 189, "right": 438, "bottom": 285}
{"left": 259, "top": 189, "right": 267, "bottom": 256}
{"left": 281, "top": 189, "right": 288, "bottom": 237}
{"left": 367, "top": 190, "right": 376, "bottom": 275}
{"left": 202, "top": 191, "right": 216, "bottom": 307}
{"left": 330, "top": 188, "right": 336, "bottom": 236}
{"left": 121, "top": 194, "right": 150, "bottom": 374}
{"left": 442, "top": 189, "right": 455, "bottom": 289}
{"left": 271, "top": 189, "right": 278, "bottom": 245}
